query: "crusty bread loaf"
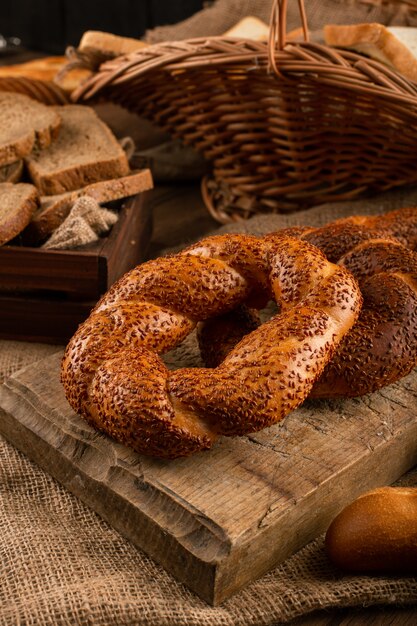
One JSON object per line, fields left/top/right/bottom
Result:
{"left": 325, "top": 487, "right": 417, "bottom": 574}
{"left": 0, "top": 161, "right": 23, "bottom": 184}
{"left": 0, "top": 182, "right": 39, "bottom": 246}
{"left": 25, "top": 104, "right": 130, "bottom": 195}
{"left": 24, "top": 168, "right": 153, "bottom": 243}
{"left": 324, "top": 23, "right": 417, "bottom": 82}
{"left": 0, "top": 92, "right": 61, "bottom": 167}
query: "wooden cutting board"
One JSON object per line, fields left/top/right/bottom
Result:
{"left": 0, "top": 351, "right": 417, "bottom": 605}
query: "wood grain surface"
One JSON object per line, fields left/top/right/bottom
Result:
{"left": 0, "top": 351, "right": 416, "bottom": 605}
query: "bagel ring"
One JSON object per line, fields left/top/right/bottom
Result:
{"left": 61, "top": 235, "right": 361, "bottom": 458}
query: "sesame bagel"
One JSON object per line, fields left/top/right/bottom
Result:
{"left": 61, "top": 235, "right": 362, "bottom": 458}
{"left": 199, "top": 207, "right": 417, "bottom": 398}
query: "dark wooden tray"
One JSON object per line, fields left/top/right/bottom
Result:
{"left": 0, "top": 190, "right": 153, "bottom": 343}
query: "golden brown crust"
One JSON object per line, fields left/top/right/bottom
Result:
{"left": 325, "top": 487, "right": 417, "bottom": 574}
{"left": 61, "top": 234, "right": 361, "bottom": 458}
{"left": 197, "top": 305, "right": 261, "bottom": 369}
{"left": 309, "top": 211, "right": 417, "bottom": 397}
{"left": 199, "top": 208, "right": 417, "bottom": 399}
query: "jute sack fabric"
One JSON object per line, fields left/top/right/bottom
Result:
{"left": 145, "top": 0, "right": 417, "bottom": 43}
{"left": 42, "top": 196, "right": 118, "bottom": 250}
{"left": 1, "top": 185, "right": 417, "bottom": 625}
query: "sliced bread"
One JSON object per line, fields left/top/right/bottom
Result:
{"left": 25, "top": 104, "right": 130, "bottom": 195}
{"left": 324, "top": 24, "right": 417, "bottom": 82}
{"left": 0, "top": 182, "right": 40, "bottom": 246}
{"left": 23, "top": 168, "right": 153, "bottom": 243}
{"left": 0, "top": 92, "right": 61, "bottom": 167}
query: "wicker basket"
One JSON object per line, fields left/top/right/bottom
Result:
{"left": 73, "top": 0, "right": 417, "bottom": 223}
{"left": 0, "top": 76, "right": 69, "bottom": 105}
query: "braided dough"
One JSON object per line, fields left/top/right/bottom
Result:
{"left": 61, "top": 236, "right": 361, "bottom": 458}
{"left": 200, "top": 207, "right": 417, "bottom": 398}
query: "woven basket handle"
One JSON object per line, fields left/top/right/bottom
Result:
{"left": 268, "top": 0, "right": 309, "bottom": 73}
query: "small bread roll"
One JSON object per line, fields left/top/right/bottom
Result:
{"left": 325, "top": 487, "right": 417, "bottom": 574}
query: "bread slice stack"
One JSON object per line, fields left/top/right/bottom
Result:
{"left": 0, "top": 93, "right": 153, "bottom": 246}
{"left": 26, "top": 105, "right": 130, "bottom": 195}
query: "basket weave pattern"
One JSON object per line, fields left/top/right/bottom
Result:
{"left": 73, "top": 0, "right": 417, "bottom": 222}
{"left": 0, "top": 77, "right": 68, "bottom": 105}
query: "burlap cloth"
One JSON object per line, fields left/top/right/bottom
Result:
{"left": 145, "top": 0, "right": 417, "bottom": 43}
{"left": 42, "top": 196, "right": 118, "bottom": 250}
{"left": 2, "top": 185, "right": 417, "bottom": 625}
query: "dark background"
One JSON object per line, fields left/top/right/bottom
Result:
{"left": 0, "top": 1, "right": 205, "bottom": 53}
